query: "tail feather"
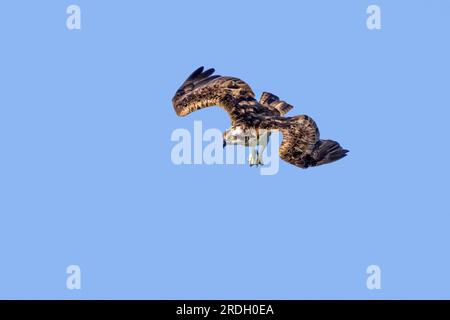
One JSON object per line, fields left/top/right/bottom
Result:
{"left": 259, "top": 92, "right": 293, "bottom": 115}
{"left": 259, "top": 92, "right": 279, "bottom": 105}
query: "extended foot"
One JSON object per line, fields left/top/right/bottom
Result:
{"left": 256, "top": 154, "right": 264, "bottom": 166}
{"left": 248, "top": 150, "right": 259, "bottom": 167}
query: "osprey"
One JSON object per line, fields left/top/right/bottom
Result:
{"left": 172, "top": 67, "right": 348, "bottom": 168}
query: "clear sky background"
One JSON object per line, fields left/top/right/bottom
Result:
{"left": 0, "top": 0, "right": 449, "bottom": 299}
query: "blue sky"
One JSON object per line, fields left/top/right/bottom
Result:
{"left": 0, "top": 0, "right": 449, "bottom": 299}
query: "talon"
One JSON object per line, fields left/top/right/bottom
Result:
{"left": 256, "top": 155, "right": 264, "bottom": 166}
{"left": 248, "top": 147, "right": 259, "bottom": 167}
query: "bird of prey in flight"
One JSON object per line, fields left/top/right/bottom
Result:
{"left": 172, "top": 66, "right": 348, "bottom": 168}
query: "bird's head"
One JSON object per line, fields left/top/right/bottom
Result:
{"left": 223, "top": 126, "right": 245, "bottom": 147}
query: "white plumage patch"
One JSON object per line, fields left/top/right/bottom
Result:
{"left": 224, "top": 127, "right": 270, "bottom": 147}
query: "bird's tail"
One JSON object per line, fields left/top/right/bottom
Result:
{"left": 259, "top": 92, "right": 293, "bottom": 115}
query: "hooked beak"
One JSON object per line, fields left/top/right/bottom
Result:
{"left": 223, "top": 139, "right": 227, "bottom": 148}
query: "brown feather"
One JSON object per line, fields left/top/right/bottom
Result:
{"left": 172, "top": 67, "right": 348, "bottom": 169}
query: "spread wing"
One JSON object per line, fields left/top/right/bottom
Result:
{"left": 259, "top": 115, "right": 348, "bottom": 169}
{"left": 172, "top": 67, "right": 275, "bottom": 125}
{"left": 172, "top": 67, "right": 348, "bottom": 169}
